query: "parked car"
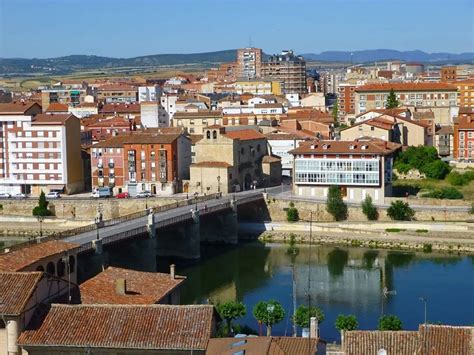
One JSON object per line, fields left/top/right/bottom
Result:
{"left": 136, "top": 191, "right": 153, "bottom": 198}
{"left": 116, "top": 192, "right": 129, "bottom": 199}
{"left": 46, "top": 191, "right": 61, "bottom": 199}
{"left": 13, "top": 193, "right": 27, "bottom": 199}
{"left": 91, "top": 187, "right": 112, "bottom": 198}
{"left": 0, "top": 193, "right": 11, "bottom": 199}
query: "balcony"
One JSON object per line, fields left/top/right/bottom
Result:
{"left": 108, "top": 162, "right": 114, "bottom": 168}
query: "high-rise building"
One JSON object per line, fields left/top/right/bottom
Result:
{"left": 262, "top": 50, "right": 307, "bottom": 94}
{"left": 236, "top": 48, "right": 262, "bottom": 79}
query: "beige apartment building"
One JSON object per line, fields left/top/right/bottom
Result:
{"left": 187, "top": 126, "right": 281, "bottom": 194}
{"left": 173, "top": 109, "right": 223, "bottom": 135}
{"left": 262, "top": 50, "right": 307, "bottom": 94}
{"left": 355, "top": 83, "right": 458, "bottom": 125}
{"left": 236, "top": 47, "right": 263, "bottom": 79}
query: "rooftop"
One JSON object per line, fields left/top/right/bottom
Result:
{"left": 100, "top": 103, "right": 140, "bottom": 113}
{"left": 0, "top": 272, "right": 43, "bottom": 316}
{"left": 45, "top": 103, "right": 69, "bottom": 112}
{"left": 356, "top": 82, "right": 457, "bottom": 92}
{"left": 192, "top": 161, "right": 232, "bottom": 168}
{"left": 31, "top": 113, "right": 76, "bottom": 125}
{"left": 18, "top": 304, "right": 215, "bottom": 351}
{"left": 289, "top": 138, "right": 401, "bottom": 156}
{"left": 93, "top": 132, "right": 184, "bottom": 148}
{"left": 0, "top": 241, "right": 79, "bottom": 272}
{"left": 224, "top": 129, "right": 265, "bottom": 141}
{"left": 79, "top": 266, "right": 185, "bottom": 305}
{"left": 0, "top": 102, "right": 41, "bottom": 115}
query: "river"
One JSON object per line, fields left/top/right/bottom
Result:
{"left": 155, "top": 242, "right": 474, "bottom": 343}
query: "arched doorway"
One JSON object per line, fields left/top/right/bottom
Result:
{"left": 46, "top": 261, "right": 55, "bottom": 276}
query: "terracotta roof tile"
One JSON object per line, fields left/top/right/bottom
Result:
{"left": 344, "top": 330, "right": 420, "bottom": 355}
{"left": 31, "top": 113, "right": 76, "bottom": 125}
{"left": 18, "top": 304, "right": 215, "bottom": 350}
{"left": 79, "top": 267, "right": 185, "bottom": 305}
{"left": 0, "top": 272, "right": 43, "bottom": 315}
{"left": 224, "top": 129, "right": 265, "bottom": 141}
{"left": 456, "top": 116, "right": 474, "bottom": 130}
{"left": 100, "top": 103, "right": 140, "bottom": 114}
{"left": 0, "top": 102, "right": 41, "bottom": 114}
{"left": 356, "top": 82, "right": 457, "bottom": 92}
{"left": 420, "top": 324, "right": 474, "bottom": 355}
{"left": 289, "top": 138, "right": 401, "bottom": 156}
{"left": 45, "top": 103, "right": 69, "bottom": 112}
{"left": 0, "top": 241, "right": 79, "bottom": 272}
{"left": 174, "top": 110, "right": 222, "bottom": 118}
{"left": 270, "top": 336, "right": 319, "bottom": 355}
{"left": 262, "top": 155, "right": 281, "bottom": 163}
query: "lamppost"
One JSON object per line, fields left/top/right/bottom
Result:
{"left": 217, "top": 176, "right": 221, "bottom": 194}
{"left": 263, "top": 178, "right": 267, "bottom": 193}
{"left": 194, "top": 192, "right": 198, "bottom": 211}
{"left": 145, "top": 194, "right": 148, "bottom": 210}
{"left": 37, "top": 215, "right": 44, "bottom": 239}
{"left": 95, "top": 217, "right": 100, "bottom": 240}
{"left": 266, "top": 304, "right": 275, "bottom": 337}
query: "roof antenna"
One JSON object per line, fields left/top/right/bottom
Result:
{"left": 249, "top": 35, "right": 252, "bottom": 48}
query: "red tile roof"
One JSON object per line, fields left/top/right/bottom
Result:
{"left": 93, "top": 132, "right": 183, "bottom": 147}
{"left": 45, "top": 103, "right": 69, "bottom": 112}
{"left": 344, "top": 330, "right": 420, "bottom": 355}
{"left": 224, "top": 129, "right": 265, "bottom": 141}
{"left": 100, "top": 103, "right": 140, "bottom": 114}
{"left": 356, "top": 82, "right": 457, "bottom": 92}
{"left": 419, "top": 324, "right": 473, "bottom": 355}
{"left": 0, "top": 241, "right": 79, "bottom": 272}
{"left": 0, "top": 102, "right": 41, "bottom": 115}
{"left": 192, "top": 161, "right": 232, "bottom": 168}
{"left": 79, "top": 266, "right": 185, "bottom": 305}
{"left": 97, "top": 84, "right": 137, "bottom": 91}
{"left": 18, "top": 304, "right": 216, "bottom": 351}
{"left": 0, "top": 272, "right": 43, "bottom": 315}
{"left": 31, "top": 113, "right": 76, "bottom": 125}
{"left": 289, "top": 138, "right": 401, "bottom": 156}
{"left": 262, "top": 155, "right": 281, "bottom": 163}
{"left": 457, "top": 115, "right": 474, "bottom": 130}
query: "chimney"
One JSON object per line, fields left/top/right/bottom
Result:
{"left": 116, "top": 278, "right": 127, "bottom": 295}
{"left": 310, "top": 317, "right": 318, "bottom": 339}
{"left": 170, "top": 264, "right": 175, "bottom": 279}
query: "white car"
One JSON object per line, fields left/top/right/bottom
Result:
{"left": 13, "top": 193, "right": 27, "bottom": 199}
{"left": 46, "top": 191, "right": 61, "bottom": 199}
{"left": 0, "top": 193, "right": 11, "bottom": 199}
{"left": 136, "top": 191, "right": 153, "bottom": 198}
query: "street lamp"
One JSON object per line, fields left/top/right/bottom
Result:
{"left": 217, "top": 176, "right": 221, "bottom": 194}
{"left": 194, "top": 192, "right": 198, "bottom": 211}
{"left": 95, "top": 217, "right": 100, "bottom": 240}
{"left": 37, "top": 215, "right": 44, "bottom": 239}
{"left": 145, "top": 194, "right": 148, "bottom": 210}
{"left": 263, "top": 178, "right": 267, "bottom": 193}
{"left": 266, "top": 304, "right": 275, "bottom": 336}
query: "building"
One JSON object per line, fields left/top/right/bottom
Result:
{"left": 99, "top": 102, "right": 141, "bottom": 120}
{"left": 300, "top": 92, "right": 326, "bottom": 110}
{"left": 18, "top": 304, "right": 218, "bottom": 354}
{"left": 0, "top": 271, "right": 78, "bottom": 355}
{"left": 96, "top": 84, "right": 138, "bottom": 103}
{"left": 435, "top": 125, "right": 454, "bottom": 157}
{"left": 79, "top": 266, "right": 185, "bottom": 305}
{"left": 234, "top": 78, "right": 282, "bottom": 95}
{"left": 265, "top": 131, "right": 310, "bottom": 176}
{"left": 0, "top": 103, "right": 84, "bottom": 195}
{"left": 340, "top": 113, "right": 431, "bottom": 147}
{"left": 236, "top": 47, "right": 263, "bottom": 79}
{"left": 453, "top": 107, "right": 474, "bottom": 160}
{"left": 68, "top": 102, "right": 98, "bottom": 118}
{"left": 188, "top": 126, "right": 281, "bottom": 194}
{"left": 289, "top": 138, "right": 401, "bottom": 203}
{"left": 173, "top": 109, "right": 223, "bottom": 134}
{"left": 84, "top": 116, "right": 134, "bottom": 144}
{"left": 337, "top": 83, "right": 357, "bottom": 118}
{"left": 206, "top": 62, "right": 237, "bottom": 82}
{"left": 355, "top": 82, "right": 458, "bottom": 125}
{"left": 91, "top": 131, "right": 191, "bottom": 195}
{"left": 140, "top": 101, "right": 169, "bottom": 128}
{"left": 454, "top": 79, "right": 474, "bottom": 108}
{"left": 138, "top": 85, "right": 162, "bottom": 102}
{"left": 41, "top": 83, "right": 90, "bottom": 111}
{"left": 441, "top": 66, "right": 458, "bottom": 82}
{"left": 340, "top": 325, "right": 473, "bottom": 355}
{"left": 262, "top": 50, "right": 307, "bottom": 94}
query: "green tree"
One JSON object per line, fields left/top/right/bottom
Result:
{"left": 378, "top": 315, "right": 403, "bottom": 330}
{"left": 32, "top": 190, "right": 53, "bottom": 217}
{"left": 361, "top": 195, "right": 378, "bottom": 220}
{"left": 216, "top": 301, "right": 247, "bottom": 336}
{"left": 387, "top": 200, "right": 415, "bottom": 221}
{"left": 293, "top": 305, "right": 325, "bottom": 329}
{"left": 326, "top": 186, "right": 347, "bottom": 221}
{"left": 286, "top": 233, "right": 299, "bottom": 259}
{"left": 332, "top": 100, "right": 339, "bottom": 122}
{"left": 253, "top": 300, "right": 285, "bottom": 336}
{"left": 385, "top": 88, "right": 399, "bottom": 109}
{"left": 422, "top": 160, "right": 450, "bottom": 179}
{"left": 286, "top": 202, "right": 299, "bottom": 222}
{"left": 335, "top": 314, "right": 358, "bottom": 345}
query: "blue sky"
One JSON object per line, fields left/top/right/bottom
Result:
{"left": 1, "top": 0, "right": 473, "bottom": 58}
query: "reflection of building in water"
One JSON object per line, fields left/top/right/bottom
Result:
{"left": 295, "top": 253, "right": 386, "bottom": 311}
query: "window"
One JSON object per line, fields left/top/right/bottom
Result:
{"left": 206, "top": 131, "right": 211, "bottom": 139}
{"left": 213, "top": 130, "right": 217, "bottom": 139}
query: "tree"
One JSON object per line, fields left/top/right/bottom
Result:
{"left": 286, "top": 202, "right": 299, "bottom": 222}
{"left": 387, "top": 200, "right": 415, "bottom": 221}
{"left": 332, "top": 100, "right": 339, "bottom": 122}
{"left": 326, "top": 186, "right": 347, "bottom": 221}
{"left": 385, "top": 88, "right": 399, "bottom": 109}
{"left": 216, "top": 301, "right": 247, "bottom": 336}
{"left": 335, "top": 314, "right": 358, "bottom": 345}
{"left": 361, "top": 195, "right": 378, "bottom": 220}
{"left": 378, "top": 315, "right": 403, "bottom": 330}
{"left": 293, "top": 305, "right": 325, "bottom": 329}
{"left": 253, "top": 300, "right": 285, "bottom": 336}
{"left": 32, "top": 190, "right": 53, "bottom": 217}
{"left": 422, "top": 160, "right": 450, "bottom": 180}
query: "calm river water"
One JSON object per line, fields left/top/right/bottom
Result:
{"left": 165, "top": 242, "right": 473, "bottom": 342}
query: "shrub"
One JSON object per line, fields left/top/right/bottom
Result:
{"left": 394, "top": 146, "right": 449, "bottom": 180}
{"left": 293, "top": 305, "right": 325, "bottom": 328}
{"left": 32, "top": 191, "right": 53, "bottom": 217}
{"left": 423, "top": 243, "right": 433, "bottom": 253}
{"left": 447, "top": 171, "right": 474, "bottom": 186}
{"left": 385, "top": 228, "right": 406, "bottom": 233}
{"left": 378, "top": 315, "right": 403, "bottom": 330}
{"left": 422, "top": 160, "right": 450, "bottom": 180}
{"left": 216, "top": 301, "right": 247, "bottom": 336}
{"left": 422, "top": 187, "right": 463, "bottom": 200}
{"left": 326, "top": 186, "right": 347, "bottom": 221}
{"left": 286, "top": 202, "right": 299, "bottom": 222}
{"left": 361, "top": 195, "right": 378, "bottom": 220}
{"left": 387, "top": 200, "right": 415, "bottom": 221}
{"left": 416, "top": 229, "right": 428, "bottom": 233}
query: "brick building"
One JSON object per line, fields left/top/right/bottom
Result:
{"left": 236, "top": 47, "right": 262, "bottom": 79}
{"left": 262, "top": 50, "right": 307, "bottom": 94}
{"left": 453, "top": 107, "right": 474, "bottom": 160}
{"left": 337, "top": 83, "right": 357, "bottom": 118}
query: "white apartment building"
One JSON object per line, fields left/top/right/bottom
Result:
{"left": 265, "top": 131, "right": 307, "bottom": 176}
{"left": 138, "top": 86, "right": 162, "bottom": 102}
{"left": 160, "top": 94, "right": 178, "bottom": 126}
{"left": 0, "top": 102, "right": 83, "bottom": 195}
{"left": 140, "top": 102, "right": 169, "bottom": 128}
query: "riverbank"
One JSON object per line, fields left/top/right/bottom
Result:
{"left": 0, "top": 216, "right": 91, "bottom": 237}
{"left": 239, "top": 221, "right": 474, "bottom": 253}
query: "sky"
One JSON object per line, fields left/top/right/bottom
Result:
{"left": 0, "top": 0, "right": 473, "bottom": 58}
